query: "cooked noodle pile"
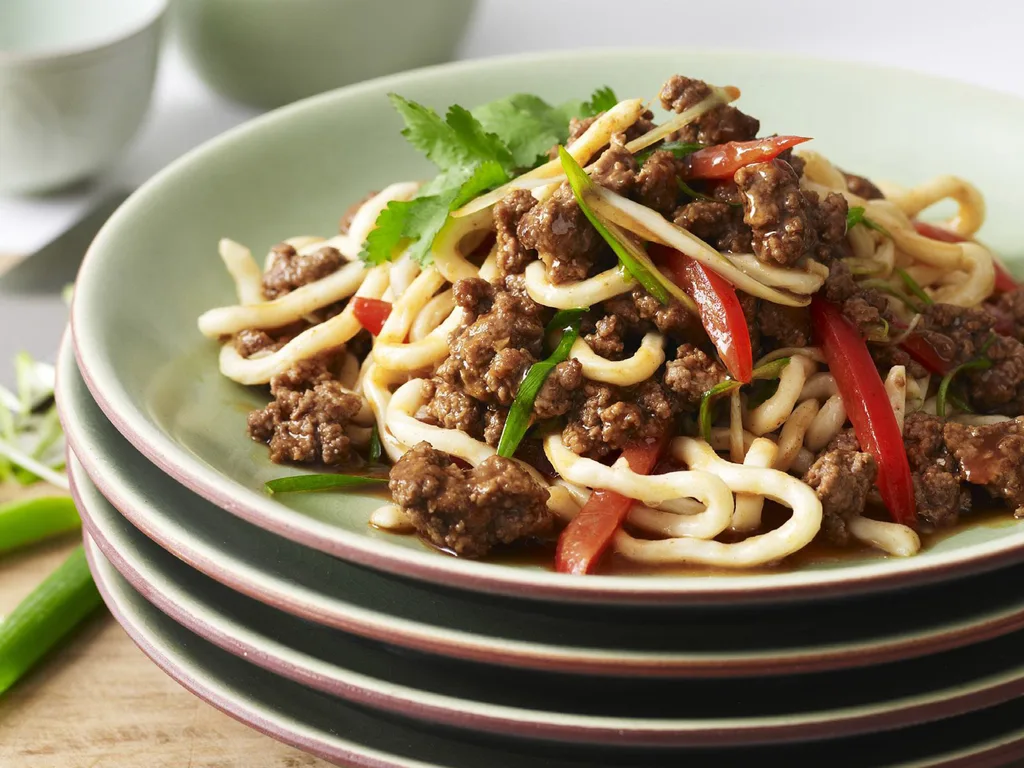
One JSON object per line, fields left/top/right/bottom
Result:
{"left": 198, "top": 75, "right": 1024, "bottom": 573}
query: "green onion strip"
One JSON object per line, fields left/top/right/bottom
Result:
{"left": 698, "top": 358, "right": 792, "bottom": 442}
{"left": 264, "top": 474, "right": 388, "bottom": 494}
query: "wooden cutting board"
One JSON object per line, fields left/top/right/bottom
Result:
{"left": 0, "top": 252, "right": 332, "bottom": 766}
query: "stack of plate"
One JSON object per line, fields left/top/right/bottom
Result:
{"left": 57, "top": 50, "right": 1024, "bottom": 767}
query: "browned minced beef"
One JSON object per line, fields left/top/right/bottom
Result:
{"left": 757, "top": 303, "right": 812, "bottom": 348}
{"left": 389, "top": 442, "right": 552, "bottom": 557}
{"left": 261, "top": 244, "right": 344, "bottom": 300}
{"left": 338, "top": 191, "right": 378, "bottom": 235}
{"left": 673, "top": 199, "right": 752, "bottom": 255}
{"left": 560, "top": 109, "right": 656, "bottom": 153}
{"left": 987, "top": 288, "right": 1024, "bottom": 344}
{"left": 247, "top": 352, "right": 363, "bottom": 465}
{"left": 534, "top": 359, "right": 584, "bottom": 419}
{"left": 583, "top": 314, "right": 628, "bottom": 360}
{"left": 635, "top": 150, "right": 682, "bottom": 217}
{"left": 734, "top": 160, "right": 848, "bottom": 267}
{"left": 659, "top": 75, "right": 759, "bottom": 146}
{"left": 516, "top": 183, "right": 602, "bottom": 284}
{"left": 562, "top": 379, "right": 676, "bottom": 459}
{"left": 493, "top": 189, "right": 538, "bottom": 277}
{"left": 803, "top": 440, "right": 877, "bottom": 546}
{"left": 869, "top": 344, "right": 928, "bottom": 381}
{"left": 824, "top": 261, "right": 894, "bottom": 337}
{"left": 423, "top": 378, "right": 484, "bottom": 439}
{"left": 588, "top": 134, "right": 638, "bottom": 194}
{"left": 944, "top": 418, "right": 1024, "bottom": 513}
{"left": 903, "top": 411, "right": 969, "bottom": 528}
{"left": 452, "top": 275, "right": 495, "bottom": 319}
{"left": 663, "top": 343, "right": 726, "bottom": 407}
{"left": 919, "top": 303, "right": 1024, "bottom": 414}
{"left": 483, "top": 406, "right": 508, "bottom": 448}
{"left": 601, "top": 286, "right": 700, "bottom": 339}
{"left": 841, "top": 171, "right": 885, "bottom": 200}
{"left": 234, "top": 329, "right": 285, "bottom": 358}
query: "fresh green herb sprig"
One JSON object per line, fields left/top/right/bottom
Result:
{"left": 699, "top": 358, "right": 792, "bottom": 441}
{"left": 361, "top": 86, "right": 618, "bottom": 267}
{"left": 368, "top": 424, "right": 383, "bottom": 464}
{"left": 846, "top": 206, "right": 890, "bottom": 237}
{"left": 496, "top": 308, "right": 588, "bottom": 458}
{"left": 895, "top": 268, "right": 934, "bottom": 307}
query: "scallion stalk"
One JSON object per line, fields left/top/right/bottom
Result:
{"left": 0, "top": 545, "right": 102, "bottom": 697}
{"left": 0, "top": 497, "right": 80, "bottom": 555}
{"left": 264, "top": 473, "right": 387, "bottom": 494}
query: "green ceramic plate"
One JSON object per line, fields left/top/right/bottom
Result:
{"left": 85, "top": 536, "right": 1024, "bottom": 766}
{"left": 70, "top": 49, "right": 1024, "bottom": 604}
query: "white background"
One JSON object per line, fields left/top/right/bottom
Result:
{"left": 1, "top": 0, "right": 1022, "bottom": 255}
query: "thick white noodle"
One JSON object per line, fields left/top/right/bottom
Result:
{"left": 570, "top": 332, "right": 664, "bottom": 386}
{"left": 726, "top": 254, "right": 826, "bottom": 294}
{"left": 198, "top": 260, "right": 368, "bottom": 337}
{"left": 218, "top": 238, "right": 264, "bottom": 304}
{"left": 523, "top": 261, "right": 633, "bottom": 308}
{"left": 800, "top": 372, "right": 837, "bottom": 401}
{"left": 804, "top": 394, "right": 847, "bottom": 452}
{"left": 885, "top": 175, "right": 986, "bottom": 237}
{"left": 334, "top": 181, "right": 422, "bottom": 259}
{"left": 410, "top": 291, "right": 455, "bottom": 342}
{"left": 745, "top": 356, "right": 816, "bottom": 435}
{"left": 731, "top": 438, "right": 779, "bottom": 533}
{"left": 848, "top": 515, "right": 921, "bottom": 557}
{"left": 369, "top": 504, "right": 414, "bottom": 532}
{"left": 884, "top": 365, "right": 907, "bottom": 433}
{"left": 774, "top": 399, "right": 820, "bottom": 472}
{"left": 612, "top": 439, "right": 822, "bottom": 568}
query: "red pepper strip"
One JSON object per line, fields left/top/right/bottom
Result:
{"left": 555, "top": 437, "right": 667, "bottom": 575}
{"left": 900, "top": 334, "right": 953, "bottom": 375}
{"left": 351, "top": 297, "right": 392, "bottom": 336}
{"left": 913, "top": 220, "right": 1019, "bottom": 292}
{"left": 651, "top": 245, "right": 753, "bottom": 383}
{"left": 681, "top": 136, "right": 811, "bottom": 180}
{"left": 812, "top": 297, "right": 916, "bottom": 526}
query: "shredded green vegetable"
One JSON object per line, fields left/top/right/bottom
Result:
{"left": 558, "top": 146, "right": 675, "bottom": 305}
{"left": 936, "top": 335, "right": 996, "bottom": 418}
{"left": 496, "top": 308, "right": 586, "bottom": 458}
{"left": 895, "top": 268, "right": 934, "bottom": 307}
{"left": 698, "top": 358, "right": 792, "bottom": 442}
{"left": 265, "top": 474, "right": 388, "bottom": 494}
{"left": 0, "top": 497, "right": 80, "bottom": 555}
{"left": 846, "top": 206, "right": 891, "bottom": 236}
{"left": 368, "top": 424, "right": 382, "bottom": 464}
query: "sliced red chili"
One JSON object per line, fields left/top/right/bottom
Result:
{"left": 681, "top": 135, "right": 811, "bottom": 180}
{"left": 812, "top": 297, "right": 916, "bottom": 526}
{"left": 651, "top": 245, "right": 753, "bottom": 383}
{"left": 555, "top": 437, "right": 667, "bottom": 575}
{"left": 351, "top": 297, "right": 392, "bottom": 336}
{"left": 900, "top": 334, "right": 954, "bottom": 376}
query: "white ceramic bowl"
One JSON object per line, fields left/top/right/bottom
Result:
{"left": 0, "top": 0, "right": 167, "bottom": 194}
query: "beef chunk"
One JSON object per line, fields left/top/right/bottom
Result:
{"left": 734, "top": 160, "right": 848, "bottom": 267}
{"left": 235, "top": 329, "right": 284, "bottom": 358}
{"left": 602, "top": 286, "right": 699, "bottom": 339}
{"left": 247, "top": 352, "right": 363, "bottom": 465}
{"left": 534, "top": 359, "right": 583, "bottom": 419}
{"left": 870, "top": 344, "right": 928, "bottom": 381}
{"left": 842, "top": 172, "right": 885, "bottom": 200}
{"left": 635, "top": 150, "right": 681, "bottom": 216}
{"left": 452, "top": 276, "right": 495, "bottom": 320}
{"left": 563, "top": 380, "right": 676, "bottom": 459}
{"left": 437, "top": 283, "right": 545, "bottom": 405}
{"left": 757, "top": 303, "right": 811, "bottom": 348}
{"left": 389, "top": 442, "right": 552, "bottom": 557}
{"left": 824, "top": 261, "right": 893, "bottom": 337}
{"left": 517, "top": 184, "right": 600, "bottom": 284}
{"left": 987, "top": 287, "right": 1024, "bottom": 344}
{"left": 589, "top": 135, "right": 638, "bottom": 194}
{"left": 584, "top": 314, "right": 628, "bottom": 359}
{"left": 659, "top": 75, "right": 759, "bottom": 146}
{"left": 673, "top": 199, "right": 752, "bottom": 254}
{"left": 663, "top": 343, "right": 726, "bottom": 407}
{"left": 903, "top": 411, "right": 969, "bottom": 528}
{"left": 803, "top": 448, "right": 877, "bottom": 546}
{"left": 944, "top": 418, "right": 1024, "bottom": 513}
{"left": 967, "top": 336, "right": 1024, "bottom": 415}
{"left": 424, "top": 379, "right": 483, "bottom": 439}
{"left": 493, "top": 189, "right": 538, "bottom": 277}
{"left": 262, "top": 244, "right": 344, "bottom": 300}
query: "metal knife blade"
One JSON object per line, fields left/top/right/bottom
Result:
{"left": 0, "top": 190, "right": 130, "bottom": 388}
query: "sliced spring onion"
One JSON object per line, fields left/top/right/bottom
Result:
{"left": 698, "top": 358, "right": 791, "bottom": 442}
{"left": 368, "top": 424, "right": 383, "bottom": 464}
{"left": 559, "top": 145, "right": 696, "bottom": 310}
{"left": 895, "top": 268, "right": 934, "bottom": 306}
{"left": 846, "top": 206, "right": 891, "bottom": 237}
{"left": 0, "top": 496, "right": 80, "bottom": 554}
{"left": 0, "top": 545, "right": 102, "bottom": 697}
{"left": 936, "top": 335, "right": 997, "bottom": 418}
{"left": 858, "top": 279, "right": 923, "bottom": 312}
{"left": 265, "top": 474, "right": 388, "bottom": 494}
{"left": 496, "top": 309, "right": 586, "bottom": 458}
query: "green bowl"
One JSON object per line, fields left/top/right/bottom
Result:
{"left": 173, "top": 0, "right": 477, "bottom": 109}
{"left": 70, "top": 49, "right": 1024, "bottom": 605}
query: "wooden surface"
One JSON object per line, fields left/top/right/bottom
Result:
{"left": 0, "top": 253, "right": 332, "bottom": 767}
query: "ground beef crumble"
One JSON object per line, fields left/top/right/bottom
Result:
{"left": 903, "top": 411, "right": 969, "bottom": 529}
{"left": 562, "top": 379, "right": 677, "bottom": 459}
{"left": 803, "top": 441, "right": 877, "bottom": 546}
{"left": 659, "top": 75, "right": 759, "bottom": 146}
{"left": 944, "top": 417, "right": 1024, "bottom": 514}
{"left": 663, "top": 343, "right": 725, "bottom": 406}
{"left": 261, "top": 243, "right": 344, "bottom": 300}
{"left": 247, "top": 351, "right": 363, "bottom": 465}
{"left": 389, "top": 442, "right": 552, "bottom": 557}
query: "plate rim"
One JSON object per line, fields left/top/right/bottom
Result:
{"left": 69, "top": 47, "right": 1024, "bottom": 605}
{"left": 81, "top": 531, "right": 1024, "bottom": 768}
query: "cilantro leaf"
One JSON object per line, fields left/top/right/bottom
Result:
{"left": 580, "top": 86, "right": 619, "bottom": 117}
{"left": 387, "top": 94, "right": 467, "bottom": 171}
{"left": 473, "top": 94, "right": 578, "bottom": 169}
{"left": 360, "top": 199, "right": 414, "bottom": 265}
{"left": 444, "top": 105, "right": 515, "bottom": 172}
